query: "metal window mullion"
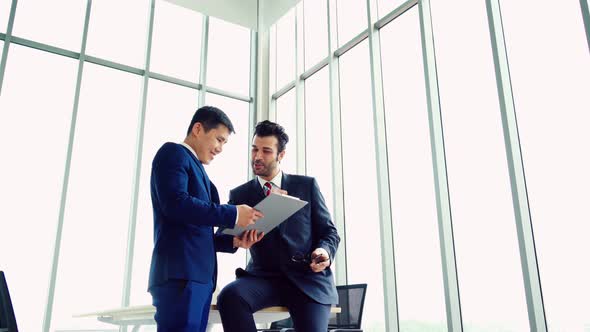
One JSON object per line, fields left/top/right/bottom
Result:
{"left": 327, "top": 0, "right": 347, "bottom": 286}
{"left": 205, "top": 85, "right": 251, "bottom": 103}
{"left": 198, "top": 15, "right": 210, "bottom": 107}
{"left": 295, "top": 4, "right": 306, "bottom": 175}
{"left": 4, "top": 35, "right": 79, "bottom": 59}
{"left": 374, "top": 0, "right": 417, "bottom": 30}
{"left": 246, "top": 26, "right": 259, "bottom": 265}
{"left": 0, "top": 0, "right": 17, "bottom": 95}
{"left": 269, "top": 25, "right": 277, "bottom": 121}
{"left": 120, "top": 0, "right": 156, "bottom": 316}
{"left": 485, "top": 1, "right": 548, "bottom": 331}
{"left": 581, "top": 0, "right": 590, "bottom": 54}
{"left": 148, "top": 71, "right": 201, "bottom": 90}
{"left": 418, "top": 0, "right": 463, "bottom": 331}
{"left": 366, "top": 0, "right": 399, "bottom": 331}
{"left": 42, "top": 1, "right": 92, "bottom": 331}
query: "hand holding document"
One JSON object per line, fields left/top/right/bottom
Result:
{"left": 223, "top": 193, "right": 308, "bottom": 237}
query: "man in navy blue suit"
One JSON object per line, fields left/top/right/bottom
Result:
{"left": 217, "top": 120, "right": 340, "bottom": 332}
{"left": 148, "top": 106, "right": 265, "bottom": 332}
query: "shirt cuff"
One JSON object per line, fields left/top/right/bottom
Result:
{"left": 315, "top": 247, "right": 329, "bottom": 260}
{"left": 234, "top": 206, "right": 239, "bottom": 227}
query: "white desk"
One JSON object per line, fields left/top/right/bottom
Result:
{"left": 76, "top": 304, "right": 340, "bottom": 332}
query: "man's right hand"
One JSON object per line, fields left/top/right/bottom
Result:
{"left": 236, "top": 204, "right": 264, "bottom": 228}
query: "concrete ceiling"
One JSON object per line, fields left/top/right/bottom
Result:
{"left": 166, "top": 0, "right": 302, "bottom": 31}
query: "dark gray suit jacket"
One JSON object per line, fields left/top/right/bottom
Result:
{"left": 228, "top": 173, "right": 340, "bottom": 304}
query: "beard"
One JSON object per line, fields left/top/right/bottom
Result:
{"left": 252, "top": 159, "right": 277, "bottom": 177}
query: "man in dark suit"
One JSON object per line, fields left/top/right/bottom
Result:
{"left": 148, "top": 106, "right": 265, "bottom": 332}
{"left": 217, "top": 120, "right": 340, "bottom": 332}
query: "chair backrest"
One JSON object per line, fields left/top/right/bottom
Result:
{"left": 328, "top": 283, "right": 367, "bottom": 329}
{"left": 269, "top": 316, "right": 294, "bottom": 329}
{"left": 0, "top": 271, "right": 18, "bottom": 332}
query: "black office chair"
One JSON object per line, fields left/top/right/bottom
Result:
{"left": 260, "top": 283, "right": 368, "bottom": 332}
{"left": 328, "top": 283, "right": 367, "bottom": 332}
{"left": 0, "top": 271, "right": 18, "bottom": 332}
{"left": 257, "top": 317, "right": 294, "bottom": 332}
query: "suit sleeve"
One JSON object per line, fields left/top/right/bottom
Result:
{"left": 152, "top": 144, "right": 237, "bottom": 228}
{"left": 310, "top": 178, "right": 340, "bottom": 261}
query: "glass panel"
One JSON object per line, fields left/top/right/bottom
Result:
{"left": 275, "top": 88, "right": 297, "bottom": 174}
{"left": 304, "top": 0, "right": 328, "bottom": 70}
{"left": 12, "top": 1, "right": 85, "bottom": 51}
{"left": 51, "top": 63, "right": 142, "bottom": 330}
{"left": 0, "top": 45, "right": 78, "bottom": 332}
{"left": 336, "top": 0, "right": 367, "bottom": 47}
{"left": 86, "top": 0, "right": 149, "bottom": 67}
{"left": 276, "top": 8, "right": 296, "bottom": 90}
{"left": 207, "top": 17, "right": 250, "bottom": 96}
{"left": 0, "top": 0, "right": 11, "bottom": 33}
{"left": 430, "top": 1, "right": 529, "bottom": 331}
{"left": 204, "top": 93, "right": 250, "bottom": 293}
{"left": 377, "top": 0, "right": 403, "bottom": 19}
{"left": 500, "top": 1, "right": 590, "bottom": 330}
{"left": 380, "top": 9, "right": 446, "bottom": 331}
{"left": 269, "top": 24, "right": 277, "bottom": 92}
{"left": 130, "top": 79, "right": 198, "bottom": 305}
{"left": 150, "top": 0, "right": 202, "bottom": 82}
{"left": 304, "top": 68, "right": 333, "bottom": 216}
{"left": 339, "top": 41, "right": 385, "bottom": 332}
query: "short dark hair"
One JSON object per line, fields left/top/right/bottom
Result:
{"left": 254, "top": 120, "right": 289, "bottom": 153}
{"left": 186, "top": 106, "right": 235, "bottom": 136}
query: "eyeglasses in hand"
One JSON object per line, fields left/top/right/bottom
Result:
{"left": 291, "top": 252, "right": 328, "bottom": 265}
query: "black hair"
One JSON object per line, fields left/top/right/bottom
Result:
{"left": 186, "top": 106, "right": 235, "bottom": 136}
{"left": 254, "top": 120, "right": 289, "bottom": 153}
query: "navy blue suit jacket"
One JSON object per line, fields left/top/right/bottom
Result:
{"left": 148, "top": 143, "right": 237, "bottom": 291}
{"left": 228, "top": 173, "right": 340, "bottom": 304}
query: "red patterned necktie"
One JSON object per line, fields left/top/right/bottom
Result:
{"left": 263, "top": 182, "right": 272, "bottom": 196}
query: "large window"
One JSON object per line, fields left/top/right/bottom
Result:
{"left": 377, "top": 0, "right": 403, "bottom": 19}
{"left": 51, "top": 63, "right": 142, "bottom": 331}
{"left": 304, "top": 67, "right": 333, "bottom": 216}
{"left": 0, "top": 45, "right": 78, "bottom": 332}
{"left": 336, "top": 0, "right": 367, "bottom": 46}
{"left": 276, "top": 89, "right": 297, "bottom": 174}
{"left": 150, "top": 0, "right": 203, "bottom": 82}
{"left": 499, "top": 1, "right": 590, "bottom": 330}
{"left": 380, "top": 8, "right": 446, "bottom": 331}
{"left": 339, "top": 41, "right": 385, "bottom": 332}
{"left": 0, "top": 0, "right": 10, "bottom": 33}
{"left": 11, "top": 1, "right": 85, "bottom": 51}
{"left": 207, "top": 17, "right": 251, "bottom": 95}
{"left": 86, "top": 0, "right": 149, "bottom": 67}
{"left": 0, "top": 3, "right": 253, "bottom": 329}
{"left": 275, "top": 8, "right": 296, "bottom": 89}
{"left": 430, "top": 1, "right": 529, "bottom": 331}
{"left": 303, "top": 0, "right": 328, "bottom": 70}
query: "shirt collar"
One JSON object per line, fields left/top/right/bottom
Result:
{"left": 180, "top": 142, "right": 200, "bottom": 161}
{"left": 257, "top": 170, "right": 283, "bottom": 189}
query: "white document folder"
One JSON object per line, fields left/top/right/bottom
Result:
{"left": 222, "top": 193, "right": 308, "bottom": 236}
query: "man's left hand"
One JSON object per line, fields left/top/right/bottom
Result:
{"left": 310, "top": 248, "right": 330, "bottom": 273}
{"left": 233, "top": 230, "right": 264, "bottom": 249}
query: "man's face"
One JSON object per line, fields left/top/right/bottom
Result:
{"left": 193, "top": 123, "right": 230, "bottom": 165}
{"left": 251, "top": 135, "right": 285, "bottom": 179}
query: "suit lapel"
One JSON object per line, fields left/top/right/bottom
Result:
{"left": 278, "top": 172, "right": 291, "bottom": 233}
{"left": 251, "top": 178, "right": 265, "bottom": 201}
{"left": 180, "top": 144, "right": 212, "bottom": 199}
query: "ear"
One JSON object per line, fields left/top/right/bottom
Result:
{"left": 277, "top": 150, "right": 286, "bottom": 162}
{"left": 191, "top": 122, "right": 203, "bottom": 136}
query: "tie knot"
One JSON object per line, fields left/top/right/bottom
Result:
{"left": 263, "top": 182, "right": 272, "bottom": 196}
